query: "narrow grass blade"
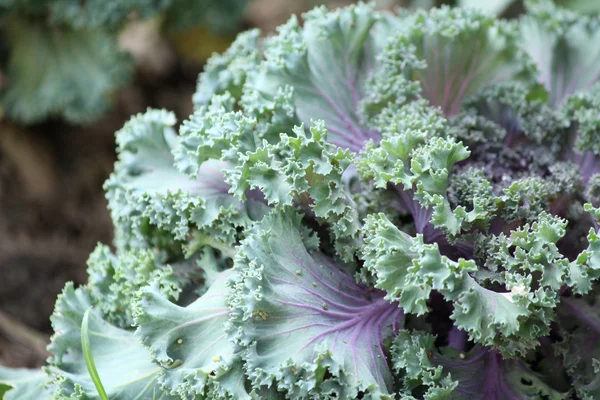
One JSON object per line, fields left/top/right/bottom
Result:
{"left": 81, "top": 307, "right": 109, "bottom": 400}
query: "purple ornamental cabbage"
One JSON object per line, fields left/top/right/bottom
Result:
{"left": 2, "top": 1, "right": 600, "bottom": 399}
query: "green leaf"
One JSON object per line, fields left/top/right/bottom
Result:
{"left": 362, "top": 213, "right": 477, "bottom": 317}
{"left": 0, "top": 18, "right": 131, "bottom": 124}
{"left": 193, "top": 30, "right": 261, "bottom": 108}
{"left": 226, "top": 120, "right": 362, "bottom": 260}
{"left": 358, "top": 109, "right": 476, "bottom": 236}
{"left": 248, "top": 3, "right": 383, "bottom": 152}
{"left": 460, "top": 82, "right": 567, "bottom": 148}
{"left": 134, "top": 270, "right": 254, "bottom": 399}
{"left": 458, "top": 0, "right": 513, "bottom": 16}
{"left": 362, "top": 213, "right": 572, "bottom": 356}
{"left": 85, "top": 244, "right": 184, "bottom": 328}
{"left": 372, "top": 6, "right": 533, "bottom": 116}
{"left": 566, "top": 225, "right": 600, "bottom": 295}
{"left": 228, "top": 209, "right": 404, "bottom": 399}
{"left": 501, "top": 176, "right": 555, "bottom": 222}
{"left": 47, "top": 0, "right": 169, "bottom": 29}
{"left": 164, "top": 0, "right": 246, "bottom": 34}
{"left": 357, "top": 100, "right": 447, "bottom": 190}
{"left": 106, "top": 109, "right": 266, "bottom": 254}
{"left": 521, "top": 1, "right": 600, "bottom": 107}
{"left": 46, "top": 283, "right": 175, "bottom": 399}
{"left": 561, "top": 82, "right": 600, "bottom": 156}
{"left": 392, "top": 330, "right": 564, "bottom": 399}
{"left": 556, "top": 293, "right": 600, "bottom": 400}
{"left": 179, "top": 85, "right": 300, "bottom": 180}
{"left": 0, "top": 367, "right": 50, "bottom": 400}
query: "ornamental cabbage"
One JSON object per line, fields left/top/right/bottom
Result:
{"left": 2, "top": 1, "right": 600, "bottom": 399}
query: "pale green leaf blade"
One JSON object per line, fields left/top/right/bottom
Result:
{"left": 134, "top": 271, "right": 255, "bottom": 399}
{"left": 229, "top": 209, "right": 404, "bottom": 399}
{"left": 0, "top": 367, "right": 51, "bottom": 400}
{"left": 46, "top": 283, "right": 175, "bottom": 400}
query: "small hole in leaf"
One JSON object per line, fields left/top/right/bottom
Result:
{"left": 520, "top": 378, "right": 533, "bottom": 386}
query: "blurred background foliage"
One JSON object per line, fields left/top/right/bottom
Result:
{"left": 0, "top": 0, "right": 598, "bottom": 369}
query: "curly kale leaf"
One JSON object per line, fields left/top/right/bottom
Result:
{"left": 134, "top": 270, "right": 259, "bottom": 399}
{"left": 363, "top": 211, "right": 600, "bottom": 356}
{"left": 192, "top": 2, "right": 394, "bottom": 154}
{"left": 85, "top": 244, "right": 182, "bottom": 328}
{"left": 0, "top": 367, "right": 50, "bottom": 400}
{"left": 228, "top": 209, "right": 404, "bottom": 399}
{"left": 556, "top": 292, "right": 600, "bottom": 400}
{"left": 392, "top": 330, "right": 564, "bottom": 399}
{"left": 105, "top": 109, "right": 267, "bottom": 255}
{"left": 367, "top": 6, "right": 533, "bottom": 117}
{"left": 522, "top": 0, "right": 600, "bottom": 108}
{"left": 45, "top": 283, "right": 173, "bottom": 399}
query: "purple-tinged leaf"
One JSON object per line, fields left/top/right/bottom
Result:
{"left": 248, "top": 4, "right": 384, "bottom": 152}
{"left": 392, "top": 330, "right": 564, "bottom": 400}
{"left": 228, "top": 209, "right": 404, "bottom": 399}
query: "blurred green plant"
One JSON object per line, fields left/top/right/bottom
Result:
{"left": 0, "top": 0, "right": 247, "bottom": 125}
{"left": 458, "top": 0, "right": 600, "bottom": 16}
